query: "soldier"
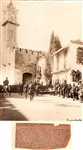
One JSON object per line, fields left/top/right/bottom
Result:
{"left": 2, "top": 77, "right": 10, "bottom": 98}
{"left": 78, "top": 86, "right": 83, "bottom": 103}
{"left": 29, "top": 81, "right": 35, "bottom": 101}
{"left": 35, "top": 83, "right": 39, "bottom": 96}
{"left": 18, "top": 82, "right": 23, "bottom": 96}
{"left": 61, "top": 83, "right": 66, "bottom": 98}
{"left": 66, "top": 84, "right": 72, "bottom": 98}
{"left": 23, "top": 81, "right": 28, "bottom": 99}
{"left": 3, "top": 77, "right": 9, "bottom": 86}
{"left": 58, "top": 83, "right": 61, "bottom": 97}
{"left": 54, "top": 83, "right": 58, "bottom": 96}
{"left": 75, "top": 84, "right": 79, "bottom": 100}
{"left": 72, "top": 83, "right": 79, "bottom": 101}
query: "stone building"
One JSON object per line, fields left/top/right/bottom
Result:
{"left": 0, "top": 1, "right": 45, "bottom": 85}
{"left": 15, "top": 48, "right": 45, "bottom": 84}
{"left": 51, "top": 42, "right": 83, "bottom": 85}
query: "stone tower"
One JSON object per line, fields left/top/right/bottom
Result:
{"left": 1, "top": 1, "right": 19, "bottom": 84}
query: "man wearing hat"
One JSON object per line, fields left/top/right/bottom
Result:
{"left": 2, "top": 77, "right": 9, "bottom": 97}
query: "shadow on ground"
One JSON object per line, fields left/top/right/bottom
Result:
{"left": 0, "top": 97, "right": 29, "bottom": 120}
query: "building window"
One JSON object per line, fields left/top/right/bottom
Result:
{"left": 11, "top": 30, "right": 13, "bottom": 38}
{"left": 64, "top": 49, "right": 68, "bottom": 69}
{"left": 4, "top": 31, "right": 6, "bottom": 41}
{"left": 56, "top": 54, "right": 59, "bottom": 70}
{"left": 64, "top": 61, "right": 66, "bottom": 69}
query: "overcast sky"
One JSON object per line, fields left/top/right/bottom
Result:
{"left": 2, "top": 1, "right": 82, "bottom": 52}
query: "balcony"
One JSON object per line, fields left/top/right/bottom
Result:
{"left": 36, "top": 70, "right": 42, "bottom": 78}
{"left": 51, "top": 67, "right": 71, "bottom": 74}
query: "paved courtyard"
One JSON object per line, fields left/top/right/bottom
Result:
{"left": 0, "top": 93, "right": 83, "bottom": 121}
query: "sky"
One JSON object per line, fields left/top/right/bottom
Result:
{"left": 1, "top": 0, "right": 82, "bottom": 52}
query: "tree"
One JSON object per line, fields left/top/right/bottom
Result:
{"left": 44, "top": 54, "right": 52, "bottom": 81}
{"left": 50, "top": 31, "right": 54, "bottom": 44}
{"left": 53, "top": 36, "right": 62, "bottom": 51}
{"left": 49, "top": 31, "right": 54, "bottom": 54}
{"left": 49, "top": 31, "right": 62, "bottom": 55}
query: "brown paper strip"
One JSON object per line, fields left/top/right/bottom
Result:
{"left": 15, "top": 123, "right": 71, "bottom": 149}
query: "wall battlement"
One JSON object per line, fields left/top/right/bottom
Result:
{"left": 14, "top": 47, "right": 46, "bottom": 58}
{"left": 14, "top": 47, "right": 47, "bottom": 70}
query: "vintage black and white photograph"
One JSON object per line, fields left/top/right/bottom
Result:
{"left": 0, "top": 0, "right": 83, "bottom": 121}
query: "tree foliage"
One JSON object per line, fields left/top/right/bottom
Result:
{"left": 44, "top": 31, "right": 62, "bottom": 81}
{"left": 70, "top": 39, "right": 83, "bottom": 45}
{"left": 49, "top": 31, "right": 62, "bottom": 55}
{"left": 44, "top": 54, "right": 51, "bottom": 80}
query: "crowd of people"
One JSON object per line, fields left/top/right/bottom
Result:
{"left": 18, "top": 79, "right": 83, "bottom": 103}
{"left": 1, "top": 77, "right": 83, "bottom": 103}
{"left": 51, "top": 81, "right": 83, "bottom": 103}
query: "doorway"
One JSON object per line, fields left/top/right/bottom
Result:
{"left": 23, "top": 73, "right": 32, "bottom": 83}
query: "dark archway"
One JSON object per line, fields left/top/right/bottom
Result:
{"left": 23, "top": 73, "right": 32, "bottom": 83}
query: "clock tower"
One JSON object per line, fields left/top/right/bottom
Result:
{"left": 2, "top": 0, "right": 19, "bottom": 48}
{"left": 1, "top": 0, "right": 19, "bottom": 84}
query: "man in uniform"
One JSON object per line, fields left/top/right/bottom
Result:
{"left": 29, "top": 81, "right": 35, "bottom": 101}
{"left": 23, "top": 81, "right": 28, "bottom": 99}
{"left": 2, "top": 77, "right": 9, "bottom": 97}
{"left": 78, "top": 81, "right": 83, "bottom": 103}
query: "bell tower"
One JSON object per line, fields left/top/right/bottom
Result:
{"left": 1, "top": 0, "right": 19, "bottom": 84}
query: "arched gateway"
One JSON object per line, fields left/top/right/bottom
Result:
{"left": 23, "top": 72, "right": 32, "bottom": 83}
{"left": 22, "top": 64, "right": 35, "bottom": 83}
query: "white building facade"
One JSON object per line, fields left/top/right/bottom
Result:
{"left": 51, "top": 43, "right": 83, "bottom": 85}
{"left": 37, "top": 56, "right": 46, "bottom": 85}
